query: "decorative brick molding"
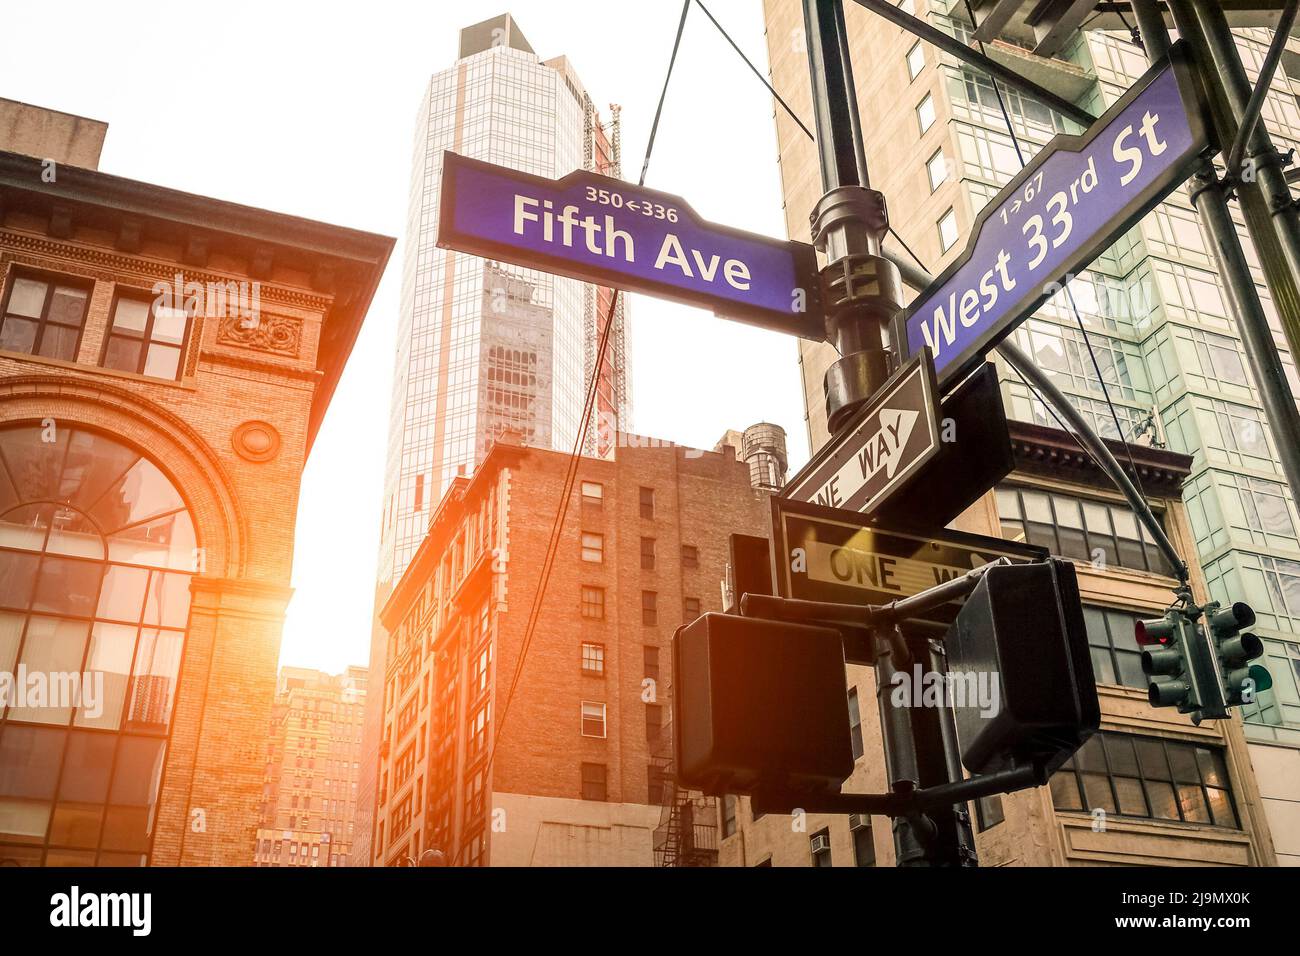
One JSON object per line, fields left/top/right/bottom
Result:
{"left": 0, "top": 233, "right": 331, "bottom": 311}
{"left": 232, "top": 419, "right": 282, "bottom": 462}
{"left": 216, "top": 311, "right": 303, "bottom": 357}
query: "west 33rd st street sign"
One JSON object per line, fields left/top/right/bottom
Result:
{"left": 905, "top": 43, "right": 1214, "bottom": 391}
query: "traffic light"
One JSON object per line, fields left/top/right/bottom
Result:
{"left": 1206, "top": 602, "right": 1272, "bottom": 707}
{"left": 1138, "top": 601, "right": 1274, "bottom": 721}
{"left": 672, "top": 612, "right": 855, "bottom": 795}
{"left": 942, "top": 559, "right": 1099, "bottom": 776}
{"left": 1137, "top": 612, "right": 1193, "bottom": 710}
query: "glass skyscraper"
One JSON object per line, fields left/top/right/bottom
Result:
{"left": 356, "top": 14, "right": 628, "bottom": 866}
{"left": 376, "top": 14, "right": 629, "bottom": 590}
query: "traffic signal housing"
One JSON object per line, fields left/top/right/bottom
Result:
{"left": 672, "top": 612, "right": 855, "bottom": 795}
{"left": 1206, "top": 602, "right": 1272, "bottom": 708}
{"left": 942, "top": 559, "right": 1099, "bottom": 776}
{"left": 1137, "top": 612, "right": 1194, "bottom": 710}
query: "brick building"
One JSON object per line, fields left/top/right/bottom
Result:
{"left": 368, "top": 431, "right": 776, "bottom": 866}
{"left": 254, "top": 666, "right": 367, "bottom": 867}
{"left": 0, "top": 103, "right": 392, "bottom": 866}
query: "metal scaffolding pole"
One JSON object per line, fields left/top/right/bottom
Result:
{"left": 1163, "top": 0, "right": 1300, "bottom": 511}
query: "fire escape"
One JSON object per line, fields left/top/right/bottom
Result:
{"left": 650, "top": 718, "right": 718, "bottom": 867}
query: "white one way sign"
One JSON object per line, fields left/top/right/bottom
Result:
{"left": 783, "top": 353, "right": 941, "bottom": 515}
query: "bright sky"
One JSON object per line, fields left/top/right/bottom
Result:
{"left": 1, "top": 0, "right": 813, "bottom": 674}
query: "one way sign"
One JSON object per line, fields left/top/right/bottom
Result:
{"left": 783, "top": 352, "right": 940, "bottom": 515}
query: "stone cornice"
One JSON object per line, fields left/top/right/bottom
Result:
{"left": 1009, "top": 419, "right": 1192, "bottom": 499}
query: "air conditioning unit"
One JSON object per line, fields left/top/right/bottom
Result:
{"left": 810, "top": 833, "right": 831, "bottom": 855}
{"left": 848, "top": 813, "right": 868, "bottom": 831}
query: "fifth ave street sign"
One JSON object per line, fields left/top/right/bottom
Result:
{"left": 904, "top": 43, "right": 1213, "bottom": 391}
{"left": 783, "top": 351, "right": 940, "bottom": 515}
{"left": 436, "top": 151, "right": 825, "bottom": 339}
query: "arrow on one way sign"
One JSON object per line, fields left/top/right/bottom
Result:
{"left": 783, "top": 351, "right": 941, "bottom": 516}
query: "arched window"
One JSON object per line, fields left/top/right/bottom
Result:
{"left": 0, "top": 424, "right": 197, "bottom": 866}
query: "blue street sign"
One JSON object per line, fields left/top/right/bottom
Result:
{"left": 904, "top": 43, "right": 1214, "bottom": 390}
{"left": 436, "top": 151, "right": 825, "bottom": 339}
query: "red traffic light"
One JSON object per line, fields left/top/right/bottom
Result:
{"left": 1136, "top": 617, "right": 1176, "bottom": 647}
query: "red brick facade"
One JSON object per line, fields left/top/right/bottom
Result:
{"left": 372, "top": 435, "right": 771, "bottom": 866}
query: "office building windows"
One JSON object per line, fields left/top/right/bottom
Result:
{"left": 1049, "top": 732, "right": 1238, "bottom": 828}
{"left": 996, "top": 485, "right": 1171, "bottom": 575}
{"left": 580, "top": 762, "right": 607, "bottom": 801}
{"left": 580, "top": 701, "right": 606, "bottom": 738}
{"left": 927, "top": 149, "right": 947, "bottom": 191}
{"left": 917, "top": 93, "right": 936, "bottom": 133}
{"left": 102, "top": 294, "right": 190, "bottom": 381}
{"left": 848, "top": 688, "right": 864, "bottom": 760}
{"left": 907, "top": 41, "right": 925, "bottom": 80}
{"left": 851, "top": 816, "right": 876, "bottom": 866}
{"left": 581, "top": 642, "right": 604, "bottom": 675}
{"left": 580, "top": 586, "right": 605, "bottom": 620}
{"left": 0, "top": 272, "right": 90, "bottom": 363}
{"left": 939, "top": 208, "right": 959, "bottom": 251}
{"left": 642, "top": 591, "right": 657, "bottom": 626}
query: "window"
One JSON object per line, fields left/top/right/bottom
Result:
{"left": 580, "top": 701, "right": 607, "bottom": 738}
{"left": 581, "top": 532, "right": 603, "bottom": 563}
{"left": 1083, "top": 605, "right": 1146, "bottom": 689}
{"left": 927, "top": 149, "right": 947, "bottom": 191}
{"left": 906, "top": 41, "right": 925, "bottom": 80}
{"left": 1049, "top": 732, "right": 1238, "bottom": 828}
{"left": 917, "top": 93, "right": 936, "bottom": 133}
{"left": 721, "top": 795, "right": 738, "bottom": 838}
{"left": 975, "top": 795, "right": 1005, "bottom": 831}
{"left": 851, "top": 817, "right": 876, "bottom": 866}
{"left": 681, "top": 544, "right": 699, "bottom": 569}
{"left": 645, "top": 703, "right": 662, "bottom": 743}
{"left": 996, "top": 486, "right": 1171, "bottom": 575}
{"left": 0, "top": 272, "right": 90, "bottom": 362}
{"left": 639, "top": 486, "right": 655, "bottom": 520}
{"left": 648, "top": 764, "right": 671, "bottom": 805}
{"left": 683, "top": 596, "right": 701, "bottom": 624}
{"left": 643, "top": 646, "right": 660, "bottom": 682}
{"left": 580, "top": 586, "right": 605, "bottom": 620}
{"left": 0, "top": 425, "right": 195, "bottom": 866}
{"left": 642, "top": 591, "right": 657, "bottom": 626}
{"left": 810, "top": 828, "right": 832, "bottom": 867}
{"left": 581, "top": 642, "right": 605, "bottom": 675}
{"left": 580, "top": 481, "right": 602, "bottom": 504}
{"left": 102, "top": 294, "right": 190, "bottom": 380}
{"left": 938, "top": 208, "right": 959, "bottom": 252}
{"left": 581, "top": 763, "right": 607, "bottom": 801}
{"left": 640, "top": 536, "right": 656, "bottom": 571}
{"left": 848, "top": 688, "right": 864, "bottom": 760}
